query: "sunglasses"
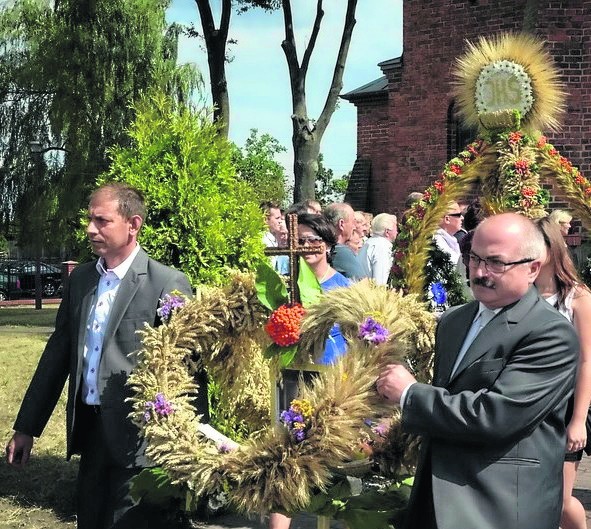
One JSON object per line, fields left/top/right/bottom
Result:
{"left": 298, "top": 236, "right": 324, "bottom": 246}
{"left": 447, "top": 212, "right": 463, "bottom": 217}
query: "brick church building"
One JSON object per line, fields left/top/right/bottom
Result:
{"left": 342, "top": 1, "right": 591, "bottom": 220}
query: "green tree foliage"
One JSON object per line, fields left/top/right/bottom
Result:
{"left": 315, "top": 153, "right": 350, "bottom": 205}
{"left": 101, "top": 93, "right": 266, "bottom": 286}
{"left": 232, "top": 129, "right": 288, "bottom": 205}
{"left": 0, "top": 0, "right": 200, "bottom": 254}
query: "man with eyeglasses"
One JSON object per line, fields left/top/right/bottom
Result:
{"left": 434, "top": 201, "right": 464, "bottom": 265}
{"left": 376, "top": 213, "right": 578, "bottom": 529}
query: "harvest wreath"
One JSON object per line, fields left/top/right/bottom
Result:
{"left": 127, "top": 274, "right": 435, "bottom": 517}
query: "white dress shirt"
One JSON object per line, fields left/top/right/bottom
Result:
{"left": 81, "top": 244, "right": 140, "bottom": 405}
{"left": 358, "top": 235, "right": 393, "bottom": 285}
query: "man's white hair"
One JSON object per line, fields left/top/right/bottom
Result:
{"left": 371, "top": 213, "right": 397, "bottom": 236}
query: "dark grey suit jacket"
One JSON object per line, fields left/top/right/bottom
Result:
{"left": 14, "top": 248, "right": 193, "bottom": 468}
{"left": 402, "top": 286, "right": 579, "bottom": 529}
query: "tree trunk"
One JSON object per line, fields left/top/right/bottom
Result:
{"left": 195, "top": 0, "right": 231, "bottom": 138}
{"left": 292, "top": 119, "right": 321, "bottom": 201}
{"left": 282, "top": 0, "right": 357, "bottom": 202}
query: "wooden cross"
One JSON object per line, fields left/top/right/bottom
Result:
{"left": 264, "top": 213, "right": 323, "bottom": 304}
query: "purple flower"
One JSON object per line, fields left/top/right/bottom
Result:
{"left": 144, "top": 393, "right": 174, "bottom": 421}
{"left": 157, "top": 293, "right": 186, "bottom": 322}
{"left": 358, "top": 318, "right": 390, "bottom": 345}
{"left": 280, "top": 401, "right": 313, "bottom": 444}
{"left": 218, "top": 441, "right": 235, "bottom": 454}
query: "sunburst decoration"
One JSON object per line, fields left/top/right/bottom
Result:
{"left": 453, "top": 33, "right": 566, "bottom": 134}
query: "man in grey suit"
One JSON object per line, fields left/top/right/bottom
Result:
{"left": 5, "top": 183, "right": 202, "bottom": 528}
{"left": 377, "top": 213, "right": 579, "bottom": 529}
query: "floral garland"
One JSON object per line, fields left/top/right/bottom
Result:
{"left": 128, "top": 278, "right": 435, "bottom": 517}
{"left": 392, "top": 126, "right": 589, "bottom": 297}
{"left": 390, "top": 139, "right": 496, "bottom": 294}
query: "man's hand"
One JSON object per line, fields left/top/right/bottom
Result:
{"left": 376, "top": 364, "right": 417, "bottom": 404}
{"left": 5, "top": 432, "right": 34, "bottom": 469}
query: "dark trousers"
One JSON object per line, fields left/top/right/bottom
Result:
{"left": 75, "top": 404, "right": 169, "bottom": 529}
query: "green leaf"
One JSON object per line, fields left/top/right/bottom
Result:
{"left": 278, "top": 345, "right": 298, "bottom": 368}
{"left": 264, "top": 342, "right": 283, "bottom": 359}
{"left": 130, "top": 467, "right": 185, "bottom": 506}
{"left": 264, "top": 343, "right": 298, "bottom": 368}
{"left": 256, "top": 261, "right": 288, "bottom": 310}
{"left": 297, "top": 258, "right": 322, "bottom": 308}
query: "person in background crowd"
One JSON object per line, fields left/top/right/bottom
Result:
{"left": 261, "top": 201, "right": 283, "bottom": 247}
{"left": 274, "top": 214, "right": 290, "bottom": 275}
{"left": 354, "top": 211, "right": 368, "bottom": 237}
{"left": 376, "top": 213, "right": 578, "bottom": 529}
{"left": 359, "top": 213, "right": 397, "bottom": 286}
{"left": 362, "top": 212, "right": 374, "bottom": 237}
{"left": 401, "top": 191, "right": 425, "bottom": 225}
{"left": 535, "top": 217, "right": 591, "bottom": 529}
{"left": 346, "top": 229, "right": 364, "bottom": 255}
{"left": 549, "top": 209, "right": 573, "bottom": 238}
{"left": 5, "top": 183, "right": 202, "bottom": 529}
{"left": 453, "top": 201, "right": 470, "bottom": 243}
{"left": 303, "top": 199, "right": 322, "bottom": 215}
{"left": 323, "top": 203, "right": 367, "bottom": 280}
{"left": 463, "top": 198, "right": 485, "bottom": 232}
{"left": 405, "top": 191, "right": 424, "bottom": 209}
{"left": 261, "top": 201, "right": 283, "bottom": 270}
{"left": 434, "top": 201, "right": 463, "bottom": 266}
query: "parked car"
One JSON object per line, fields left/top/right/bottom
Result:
{"left": 0, "top": 260, "right": 62, "bottom": 298}
{"left": 0, "top": 272, "right": 21, "bottom": 301}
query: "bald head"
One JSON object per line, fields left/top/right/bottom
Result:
{"left": 470, "top": 213, "right": 544, "bottom": 309}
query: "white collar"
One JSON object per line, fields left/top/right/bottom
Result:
{"left": 95, "top": 244, "right": 141, "bottom": 279}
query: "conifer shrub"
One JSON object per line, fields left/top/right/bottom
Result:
{"left": 100, "top": 93, "right": 266, "bottom": 286}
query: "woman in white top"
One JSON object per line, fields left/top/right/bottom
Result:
{"left": 535, "top": 216, "right": 591, "bottom": 529}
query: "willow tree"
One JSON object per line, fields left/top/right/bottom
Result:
{"left": 0, "top": 0, "right": 200, "bottom": 253}
{"left": 281, "top": 0, "right": 357, "bottom": 202}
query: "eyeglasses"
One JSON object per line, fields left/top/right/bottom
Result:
{"left": 298, "top": 236, "right": 324, "bottom": 246}
{"left": 447, "top": 212, "right": 464, "bottom": 218}
{"left": 468, "top": 251, "right": 534, "bottom": 274}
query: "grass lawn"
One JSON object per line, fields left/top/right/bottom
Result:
{"left": 0, "top": 316, "right": 76, "bottom": 529}
{"left": 0, "top": 306, "right": 59, "bottom": 328}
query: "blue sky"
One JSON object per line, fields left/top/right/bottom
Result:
{"left": 168, "top": 1, "right": 403, "bottom": 179}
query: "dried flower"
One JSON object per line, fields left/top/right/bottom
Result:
{"left": 144, "top": 392, "right": 174, "bottom": 421}
{"left": 157, "top": 293, "right": 186, "bottom": 323}
{"left": 280, "top": 399, "right": 314, "bottom": 443}
{"left": 358, "top": 317, "right": 390, "bottom": 345}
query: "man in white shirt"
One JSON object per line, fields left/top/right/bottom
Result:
{"left": 6, "top": 183, "right": 196, "bottom": 529}
{"left": 434, "top": 201, "right": 463, "bottom": 265}
{"left": 359, "top": 213, "right": 397, "bottom": 285}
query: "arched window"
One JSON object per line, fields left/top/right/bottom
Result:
{"left": 447, "top": 101, "right": 477, "bottom": 159}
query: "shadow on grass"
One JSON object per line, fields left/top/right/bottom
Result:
{"left": 0, "top": 453, "right": 77, "bottom": 522}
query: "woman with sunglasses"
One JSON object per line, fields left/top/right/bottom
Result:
{"left": 296, "top": 213, "right": 351, "bottom": 364}
{"left": 535, "top": 216, "right": 591, "bottom": 529}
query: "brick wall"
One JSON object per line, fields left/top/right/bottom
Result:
{"left": 352, "top": 0, "right": 591, "bottom": 224}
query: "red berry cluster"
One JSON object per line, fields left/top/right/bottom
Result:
{"left": 265, "top": 303, "right": 306, "bottom": 347}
